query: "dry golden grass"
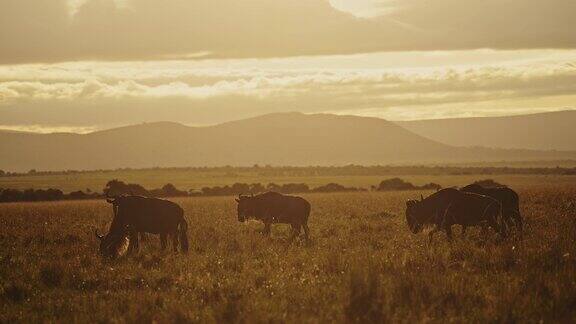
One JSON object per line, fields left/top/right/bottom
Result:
{"left": 1, "top": 184, "right": 575, "bottom": 322}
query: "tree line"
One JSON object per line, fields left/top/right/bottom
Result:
{"left": 0, "top": 178, "right": 441, "bottom": 203}
{"left": 2, "top": 164, "right": 576, "bottom": 178}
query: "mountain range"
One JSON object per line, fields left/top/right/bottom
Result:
{"left": 396, "top": 110, "right": 576, "bottom": 151}
{"left": 1, "top": 111, "right": 574, "bottom": 172}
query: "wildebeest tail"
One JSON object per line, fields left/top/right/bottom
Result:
{"left": 303, "top": 200, "right": 311, "bottom": 223}
{"left": 179, "top": 218, "right": 189, "bottom": 253}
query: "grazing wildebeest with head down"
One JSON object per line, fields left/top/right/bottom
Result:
{"left": 95, "top": 195, "right": 189, "bottom": 255}
{"left": 405, "top": 188, "right": 506, "bottom": 242}
{"left": 95, "top": 230, "right": 130, "bottom": 259}
{"left": 235, "top": 192, "right": 311, "bottom": 243}
{"left": 461, "top": 183, "right": 522, "bottom": 233}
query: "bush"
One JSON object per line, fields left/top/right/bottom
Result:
{"left": 377, "top": 178, "right": 416, "bottom": 191}
{"left": 312, "top": 183, "right": 360, "bottom": 193}
{"left": 376, "top": 178, "right": 441, "bottom": 191}
{"left": 474, "top": 179, "right": 506, "bottom": 188}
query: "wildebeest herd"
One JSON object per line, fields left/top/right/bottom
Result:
{"left": 95, "top": 182, "right": 522, "bottom": 258}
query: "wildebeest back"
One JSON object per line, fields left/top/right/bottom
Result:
{"left": 411, "top": 188, "right": 461, "bottom": 224}
{"left": 244, "top": 192, "right": 311, "bottom": 224}
{"left": 461, "top": 183, "right": 522, "bottom": 231}
{"left": 446, "top": 191, "right": 502, "bottom": 226}
{"left": 113, "top": 196, "right": 184, "bottom": 234}
{"left": 461, "top": 184, "right": 520, "bottom": 214}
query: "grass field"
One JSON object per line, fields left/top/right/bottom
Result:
{"left": 1, "top": 179, "right": 575, "bottom": 322}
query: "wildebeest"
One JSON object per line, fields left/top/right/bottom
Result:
{"left": 461, "top": 183, "right": 522, "bottom": 233}
{"left": 95, "top": 195, "right": 189, "bottom": 255}
{"left": 405, "top": 188, "right": 506, "bottom": 242}
{"left": 235, "top": 192, "right": 311, "bottom": 243}
{"left": 95, "top": 230, "right": 130, "bottom": 259}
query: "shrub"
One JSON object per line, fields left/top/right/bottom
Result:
{"left": 377, "top": 178, "right": 416, "bottom": 191}
{"left": 474, "top": 179, "right": 506, "bottom": 188}
{"left": 376, "top": 178, "right": 441, "bottom": 191}
{"left": 312, "top": 183, "right": 359, "bottom": 193}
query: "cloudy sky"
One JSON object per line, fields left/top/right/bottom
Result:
{"left": 1, "top": 0, "right": 575, "bottom": 132}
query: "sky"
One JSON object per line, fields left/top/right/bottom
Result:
{"left": 0, "top": 0, "right": 575, "bottom": 133}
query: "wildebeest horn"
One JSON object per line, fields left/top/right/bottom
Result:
{"left": 94, "top": 229, "right": 104, "bottom": 240}
{"left": 106, "top": 198, "right": 115, "bottom": 203}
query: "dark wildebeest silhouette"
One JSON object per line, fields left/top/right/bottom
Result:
{"left": 405, "top": 188, "right": 506, "bottom": 242}
{"left": 461, "top": 183, "right": 522, "bottom": 233}
{"left": 235, "top": 192, "right": 311, "bottom": 243}
{"left": 107, "top": 198, "right": 149, "bottom": 244}
{"left": 95, "top": 195, "right": 189, "bottom": 255}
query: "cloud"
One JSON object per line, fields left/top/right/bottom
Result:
{"left": 1, "top": 0, "right": 575, "bottom": 63}
{"left": 2, "top": 60, "right": 576, "bottom": 103}
{"left": 1, "top": 53, "right": 575, "bottom": 128}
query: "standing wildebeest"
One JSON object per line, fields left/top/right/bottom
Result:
{"left": 405, "top": 188, "right": 506, "bottom": 242}
{"left": 461, "top": 183, "right": 522, "bottom": 233}
{"left": 95, "top": 195, "right": 189, "bottom": 255}
{"left": 235, "top": 192, "right": 311, "bottom": 243}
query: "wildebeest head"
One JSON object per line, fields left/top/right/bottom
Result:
{"left": 235, "top": 194, "right": 254, "bottom": 222}
{"left": 405, "top": 197, "right": 425, "bottom": 234}
{"left": 94, "top": 229, "right": 129, "bottom": 259}
{"left": 95, "top": 194, "right": 130, "bottom": 258}
{"left": 106, "top": 194, "right": 125, "bottom": 208}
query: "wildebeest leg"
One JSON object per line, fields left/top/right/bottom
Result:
{"left": 445, "top": 225, "right": 453, "bottom": 242}
{"left": 482, "top": 202, "right": 505, "bottom": 238}
{"left": 288, "top": 224, "right": 301, "bottom": 244}
{"left": 512, "top": 210, "right": 523, "bottom": 238}
{"left": 428, "top": 225, "right": 441, "bottom": 244}
{"left": 480, "top": 223, "right": 489, "bottom": 239}
{"left": 128, "top": 231, "right": 139, "bottom": 254}
{"left": 171, "top": 231, "right": 179, "bottom": 253}
{"left": 139, "top": 232, "right": 147, "bottom": 242}
{"left": 501, "top": 213, "right": 514, "bottom": 236}
{"left": 488, "top": 217, "right": 503, "bottom": 238}
{"left": 508, "top": 209, "right": 523, "bottom": 233}
{"left": 303, "top": 224, "right": 311, "bottom": 243}
{"left": 439, "top": 204, "right": 454, "bottom": 242}
{"left": 263, "top": 222, "right": 271, "bottom": 237}
{"left": 160, "top": 234, "right": 167, "bottom": 251}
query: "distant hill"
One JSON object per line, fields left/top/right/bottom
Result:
{"left": 0, "top": 112, "right": 575, "bottom": 172}
{"left": 396, "top": 110, "right": 576, "bottom": 151}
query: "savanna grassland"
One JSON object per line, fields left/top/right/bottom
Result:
{"left": 1, "top": 181, "right": 576, "bottom": 322}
